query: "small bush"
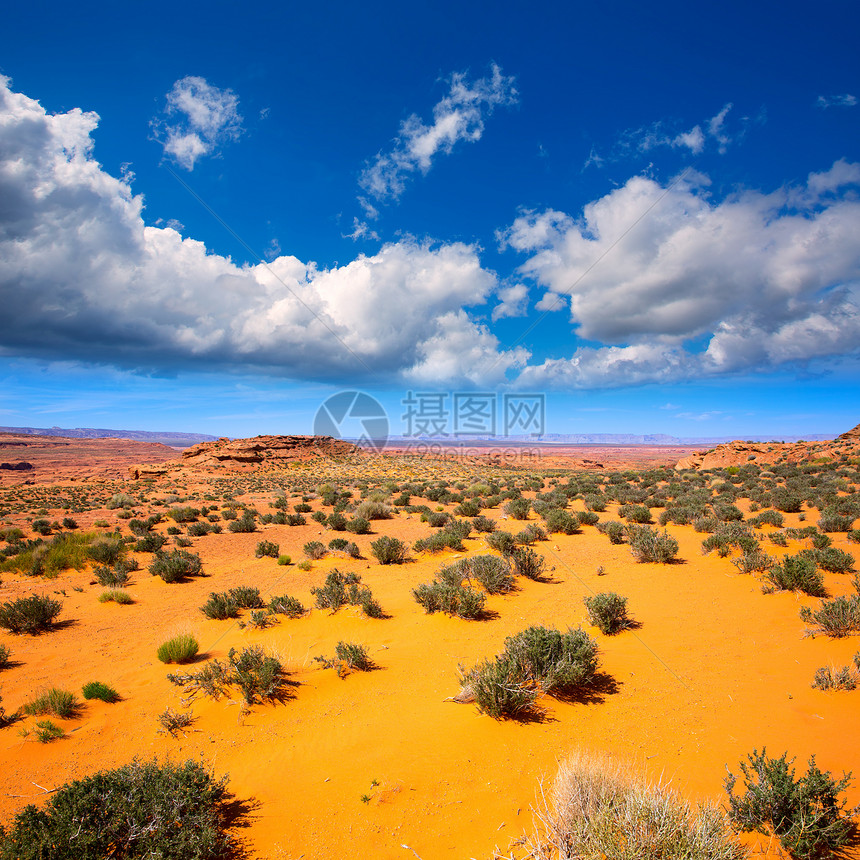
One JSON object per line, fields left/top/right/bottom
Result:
{"left": 166, "top": 506, "right": 200, "bottom": 523}
{"left": 303, "top": 540, "right": 327, "bottom": 560}
{"left": 471, "top": 515, "right": 496, "bottom": 533}
{"left": 370, "top": 535, "right": 408, "bottom": 564}
{"left": 584, "top": 592, "right": 632, "bottom": 634}
{"left": 485, "top": 530, "right": 516, "bottom": 555}
{"left": 269, "top": 594, "right": 305, "bottom": 617}
{"left": 725, "top": 748, "right": 857, "bottom": 860}
{"left": 732, "top": 549, "right": 775, "bottom": 575}
{"left": 87, "top": 535, "right": 125, "bottom": 565}
{"left": 82, "top": 681, "right": 120, "bottom": 703}
{"left": 412, "top": 581, "right": 486, "bottom": 619}
{"left": 800, "top": 594, "right": 860, "bottom": 637}
{"left": 819, "top": 513, "right": 856, "bottom": 533}
{"left": 765, "top": 555, "right": 825, "bottom": 597}
{"left": 315, "top": 641, "right": 373, "bottom": 677}
{"left": 277, "top": 554, "right": 292, "bottom": 565}
{"left": 802, "top": 547, "right": 855, "bottom": 574}
{"left": 228, "top": 645, "right": 286, "bottom": 705}
{"left": 285, "top": 513, "right": 306, "bottom": 526}
{"left": 510, "top": 546, "right": 548, "bottom": 581}
{"left": 463, "top": 657, "right": 536, "bottom": 719}
{"left": 23, "top": 688, "right": 78, "bottom": 718}
{"left": 543, "top": 508, "right": 581, "bottom": 535}
{"left": 200, "top": 592, "right": 240, "bottom": 620}
{"left": 149, "top": 549, "right": 202, "bottom": 583}
{"left": 626, "top": 524, "right": 679, "bottom": 563}
{"left": 134, "top": 532, "right": 168, "bottom": 552}
{"left": 0, "top": 643, "right": 10, "bottom": 670}
{"left": 345, "top": 516, "right": 371, "bottom": 534}
{"left": 227, "top": 512, "right": 257, "bottom": 533}
{"left": 619, "top": 503, "right": 653, "bottom": 524}
{"left": 0, "top": 759, "right": 233, "bottom": 858}
{"left": 32, "top": 719, "right": 64, "bottom": 742}
{"left": 423, "top": 511, "right": 450, "bottom": 528}
{"left": 750, "top": 509, "right": 785, "bottom": 528}
{"left": 576, "top": 510, "right": 600, "bottom": 526}
{"left": 354, "top": 500, "right": 393, "bottom": 521}
{"left": 157, "top": 707, "right": 195, "bottom": 736}
{"left": 597, "top": 520, "right": 626, "bottom": 545}
{"left": 157, "top": 633, "right": 200, "bottom": 664}
{"left": 466, "top": 554, "right": 515, "bottom": 594}
{"left": 254, "top": 539, "right": 280, "bottom": 559}
{"left": 93, "top": 559, "right": 135, "bottom": 586}
{"left": 98, "top": 589, "right": 133, "bottom": 604}
{"left": 0, "top": 594, "right": 62, "bottom": 633}
{"left": 811, "top": 661, "right": 859, "bottom": 692}
{"left": 504, "top": 498, "right": 531, "bottom": 520}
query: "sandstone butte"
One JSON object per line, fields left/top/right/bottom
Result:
{"left": 0, "top": 428, "right": 858, "bottom": 859}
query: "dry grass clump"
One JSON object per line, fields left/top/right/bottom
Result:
{"left": 498, "top": 751, "right": 744, "bottom": 859}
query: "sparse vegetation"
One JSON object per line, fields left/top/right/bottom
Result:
{"left": 0, "top": 594, "right": 62, "bottom": 633}
{"left": 370, "top": 535, "right": 408, "bottom": 564}
{"left": 149, "top": 548, "right": 203, "bottom": 583}
{"left": 0, "top": 759, "right": 234, "bottom": 858}
{"left": 23, "top": 687, "right": 78, "bottom": 718}
{"left": 583, "top": 592, "right": 632, "bottom": 634}
{"left": 800, "top": 594, "right": 860, "bottom": 637}
{"left": 157, "top": 633, "right": 200, "bottom": 664}
{"left": 725, "top": 747, "right": 858, "bottom": 859}
{"left": 82, "top": 681, "right": 120, "bottom": 703}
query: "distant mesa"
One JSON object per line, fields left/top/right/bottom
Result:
{"left": 675, "top": 421, "right": 858, "bottom": 470}
{"left": 0, "top": 461, "right": 34, "bottom": 471}
{"left": 129, "top": 434, "right": 361, "bottom": 479}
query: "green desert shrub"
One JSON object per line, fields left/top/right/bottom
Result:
{"left": 277, "top": 554, "right": 292, "bottom": 566}
{"left": 485, "top": 530, "right": 516, "bottom": 555}
{"left": 732, "top": 548, "right": 775, "bottom": 575}
{"left": 819, "top": 512, "right": 856, "bottom": 533}
{"left": 619, "top": 504, "right": 653, "bottom": 524}
{"left": 269, "top": 594, "right": 305, "bottom": 617}
{"left": 157, "top": 633, "right": 200, "bottom": 664}
{"left": 23, "top": 687, "right": 79, "bottom": 718}
{"left": 750, "top": 510, "right": 785, "bottom": 528}
{"left": 345, "top": 516, "right": 371, "bottom": 534}
{"left": 725, "top": 748, "right": 857, "bottom": 860}
{"left": 543, "top": 508, "right": 581, "bottom": 535}
{"left": 354, "top": 500, "right": 393, "bottom": 520}
{"left": 166, "top": 506, "right": 199, "bottom": 523}
{"left": 765, "top": 555, "right": 825, "bottom": 596}
{"left": 412, "top": 581, "right": 486, "bottom": 619}
{"left": 134, "top": 532, "right": 167, "bottom": 552}
{"left": 254, "top": 539, "right": 280, "bottom": 559}
{"left": 422, "top": 511, "right": 450, "bottom": 528}
{"left": 583, "top": 592, "right": 632, "bottom": 635}
{"left": 326, "top": 512, "right": 347, "bottom": 531}
{"left": 801, "top": 546, "right": 855, "bottom": 574}
{"left": 597, "top": 520, "right": 626, "bottom": 545}
{"left": 0, "top": 594, "right": 62, "bottom": 633}
{"left": 315, "top": 641, "right": 373, "bottom": 676}
{"left": 229, "top": 646, "right": 286, "bottom": 705}
{"left": 149, "top": 549, "right": 202, "bottom": 583}
{"left": 31, "top": 719, "right": 64, "bottom": 743}
{"left": 460, "top": 626, "right": 599, "bottom": 719}
{"left": 799, "top": 594, "right": 860, "bottom": 637}
{"left": 370, "top": 535, "right": 408, "bottom": 564}
{"left": 98, "top": 589, "right": 133, "bottom": 604}
{"left": 200, "top": 592, "right": 239, "bottom": 620}
{"left": 285, "top": 513, "right": 306, "bottom": 526}
{"left": 228, "top": 586, "right": 264, "bottom": 609}
{"left": 82, "top": 681, "right": 120, "bottom": 703}
{"left": 107, "top": 492, "right": 136, "bottom": 510}
{"left": 504, "top": 498, "right": 531, "bottom": 520}
{"left": 0, "top": 644, "right": 10, "bottom": 669}
{"left": 93, "top": 561, "right": 133, "bottom": 587}
{"left": 576, "top": 510, "right": 600, "bottom": 526}
{"left": 626, "top": 524, "right": 679, "bottom": 563}
{"left": 811, "top": 659, "right": 859, "bottom": 692}
{"left": 227, "top": 511, "right": 257, "bottom": 533}
{"left": 303, "top": 540, "right": 327, "bottom": 560}
{"left": 510, "top": 546, "right": 548, "bottom": 581}
{"left": 465, "top": 554, "right": 515, "bottom": 594}
{"left": 454, "top": 499, "right": 481, "bottom": 517}
{"left": 0, "top": 759, "right": 234, "bottom": 859}
{"left": 471, "top": 514, "right": 496, "bottom": 533}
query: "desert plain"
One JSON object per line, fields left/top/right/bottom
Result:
{"left": 0, "top": 430, "right": 859, "bottom": 858}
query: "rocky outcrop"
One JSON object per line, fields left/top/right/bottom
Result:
{"left": 675, "top": 424, "right": 859, "bottom": 471}
{"left": 0, "top": 461, "right": 34, "bottom": 471}
{"left": 129, "top": 435, "right": 362, "bottom": 479}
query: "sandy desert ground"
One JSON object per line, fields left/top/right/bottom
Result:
{"left": 0, "top": 435, "right": 858, "bottom": 858}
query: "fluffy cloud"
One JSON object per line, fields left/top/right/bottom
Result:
{"left": 0, "top": 78, "right": 522, "bottom": 384}
{"left": 358, "top": 64, "right": 517, "bottom": 208}
{"left": 504, "top": 162, "right": 860, "bottom": 387}
{"left": 152, "top": 76, "right": 243, "bottom": 169}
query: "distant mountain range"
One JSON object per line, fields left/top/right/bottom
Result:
{"left": 383, "top": 432, "right": 836, "bottom": 445}
{"left": 0, "top": 425, "right": 219, "bottom": 449}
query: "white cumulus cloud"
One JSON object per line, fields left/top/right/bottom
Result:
{"left": 816, "top": 93, "right": 857, "bottom": 108}
{"left": 358, "top": 64, "right": 517, "bottom": 208}
{"left": 152, "top": 76, "right": 243, "bottom": 169}
{"left": 0, "top": 77, "right": 523, "bottom": 385}
{"left": 504, "top": 161, "right": 860, "bottom": 388}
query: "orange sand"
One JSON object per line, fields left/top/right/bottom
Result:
{"left": 1, "top": 487, "right": 858, "bottom": 858}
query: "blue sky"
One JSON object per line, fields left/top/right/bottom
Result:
{"left": 1, "top": 0, "right": 858, "bottom": 440}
